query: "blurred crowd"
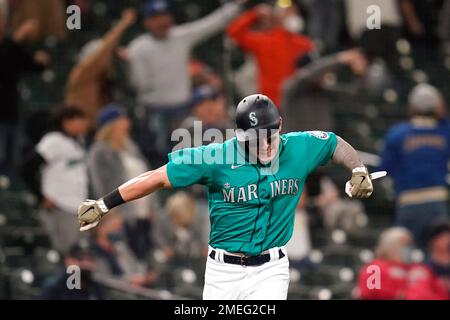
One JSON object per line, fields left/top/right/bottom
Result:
{"left": 0, "top": 0, "right": 449, "bottom": 300}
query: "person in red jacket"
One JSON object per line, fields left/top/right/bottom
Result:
{"left": 356, "top": 227, "right": 413, "bottom": 300}
{"left": 406, "top": 223, "right": 450, "bottom": 300}
{"left": 227, "top": 1, "right": 314, "bottom": 106}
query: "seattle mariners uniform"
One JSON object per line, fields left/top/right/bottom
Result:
{"left": 78, "top": 94, "right": 375, "bottom": 300}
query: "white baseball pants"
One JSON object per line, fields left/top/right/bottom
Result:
{"left": 203, "top": 246, "right": 290, "bottom": 300}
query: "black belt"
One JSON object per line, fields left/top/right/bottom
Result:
{"left": 209, "top": 249, "right": 285, "bottom": 267}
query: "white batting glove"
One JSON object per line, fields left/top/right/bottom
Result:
{"left": 78, "top": 199, "right": 109, "bottom": 231}
{"left": 345, "top": 170, "right": 387, "bottom": 198}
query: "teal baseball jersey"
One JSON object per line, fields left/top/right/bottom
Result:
{"left": 167, "top": 131, "right": 338, "bottom": 256}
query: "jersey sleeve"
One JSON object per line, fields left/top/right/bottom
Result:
{"left": 303, "top": 131, "right": 338, "bottom": 172}
{"left": 166, "top": 146, "right": 211, "bottom": 188}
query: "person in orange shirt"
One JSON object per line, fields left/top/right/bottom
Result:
{"left": 227, "top": 1, "right": 314, "bottom": 106}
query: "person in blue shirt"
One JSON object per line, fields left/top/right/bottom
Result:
{"left": 379, "top": 83, "right": 450, "bottom": 247}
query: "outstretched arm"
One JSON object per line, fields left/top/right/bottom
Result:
{"left": 78, "top": 165, "right": 171, "bottom": 231}
{"left": 68, "top": 9, "right": 136, "bottom": 88}
{"left": 118, "top": 165, "right": 171, "bottom": 202}
{"left": 227, "top": 6, "right": 261, "bottom": 52}
{"left": 332, "top": 136, "right": 373, "bottom": 198}
{"left": 174, "top": 1, "right": 243, "bottom": 47}
{"left": 283, "top": 49, "right": 366, "bottom": 104}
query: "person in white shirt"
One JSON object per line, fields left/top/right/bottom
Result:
{"left": 126, "top": 0, "right": 246, "bottom": 165}
{"left": 23, "top": 107, "right": 90, "bottom": 254}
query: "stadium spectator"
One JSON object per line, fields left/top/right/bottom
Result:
{"left": 65, "top": 9, "right": 137, "bottom": 127}
{"left": 21, "top": 107, "right": 89, "bottom": 254}
{"left": 88, "top": 103, "right": 155, "bottom": 260}
{"left": 91, "top": 213, "right": 159, "bottom": 287}
{"left": 177, "top": 85, "right": 230, "bottom": 149}
{"left": 153, "top": 192, "right": 208, "bottom": 264}
{"left": 405, "top": 223, "right": 450, "bottom": 300}
{"left": 40, "top": 243, "right": 104, "bottom": 300}
{"left": 0, "top": 5, "right": 50, "bottom": 175}
{"left": 227, "top": 2, "right": 314, "bottom": 106}
{"left": 282, "top": 48, "right": 367, "bottom": 132}
{"left": 10, "top": 0, "right": 67, "bottom": 41}
{"left": 356, "top": 227, "right": 413, "bottom": 300}
{"left": 189, "top": 59, "right": 223, "bottom": 91}
{"left": 126, "top": 0, "right": 244, "bottom": 165}
{"left": 345, "top": 0, "right": 403, "bottom": 72}
{"left": 315, "top": 176, "right": 367, "bottom": 232}
{"left": 378, "top": 84, "right": 450, "bottom": 247}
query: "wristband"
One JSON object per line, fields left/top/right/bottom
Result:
{"left": 101, "top": 188, "right": 125, "bottom": 211}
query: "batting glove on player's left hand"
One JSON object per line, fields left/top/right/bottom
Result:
{"left": 347, "top": 166, "right": 373, "bottom": 198}
{"left": 78, "top": 199, "right": 109, "bottom": 231}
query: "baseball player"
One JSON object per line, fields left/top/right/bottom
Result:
{"left": 78, "top": 94, "right": 375, "bottom": 300}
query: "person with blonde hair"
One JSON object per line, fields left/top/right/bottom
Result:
{"left": 375, "top": 227, "right": 414, "bottom": 260}
{"left": 153, "top": 191, "right": 208, "bottom": 263}
{"left": 166, "top": 191, "right": 198, "bottom": 228}
{"left": 88, "top": 103, "right": 155, "bottom": 260}
{"left": 356, "top": 227, "right": 414, "bottom": 299}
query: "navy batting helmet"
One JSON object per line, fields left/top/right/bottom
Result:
{"left": 235, "top": 94, "right": 281, "bottom": 141}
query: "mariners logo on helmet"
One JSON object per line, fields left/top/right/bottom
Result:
{"left": 249, "top": 112, "right": 258, "bottom": 127}
{"left": 235, "top": 94, "right": 280, "bottom": 141}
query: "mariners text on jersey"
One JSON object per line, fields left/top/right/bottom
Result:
{"left": 222, "top": 178, "right": 301, "bottom": 203}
